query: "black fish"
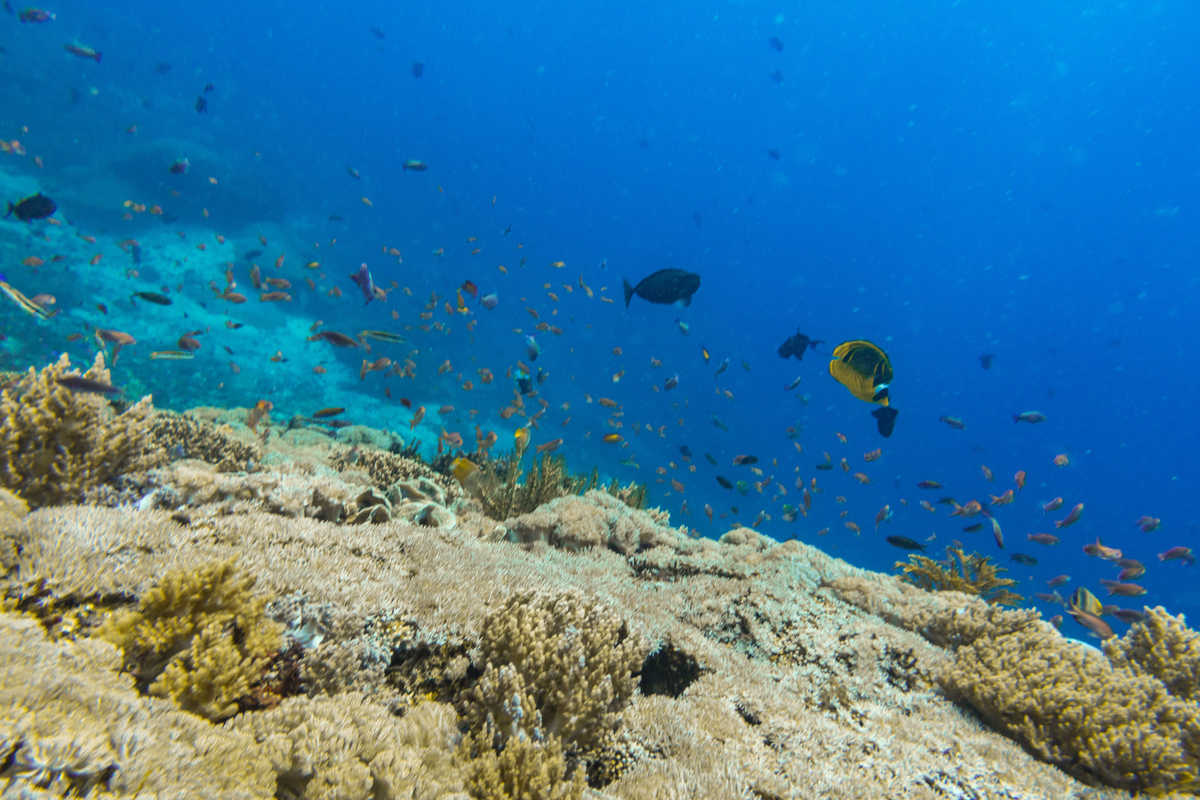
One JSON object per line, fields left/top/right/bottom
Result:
{"left": 886, "top": 536, "right": 925, "bottom": 551}
{"left": 5, "top": 193, "right": 56, "bottom": 221}
{"left": 872, "top": 406, "right": 898, "bottom": 438}
{"left": 622, "top": 268, "right": 700, "bottom": 308}
{"left": 704, "top": 452, "right": 717, "bottom": 466}
{"left": 55, "top": 376, "right": 120, "bottom": 395}
{"left": 979, "top": 353, "right": 995, "bottom": 370}
{"left": 777, "top": 330, "right": 823, "bottom": 360}
{"left": 679, "top": 445, "right": 693, "bottom": 458}
{"left": 963, "top": 523, "right": 983, "bottom": 532}
{"left": 1011, "top": 553, "right": 1038, "bottom": 566}
{"left": 411, "top": 61, "right": 424, "bottom": 78}
{"left": 195, "top": 95, "right": 207, "bottom": 113}
{"left": 715, "top": 475, "right": 733, "bottom": 489}
{"left": 768, "top": 36, "right": 784, "bottom": 51}
{"left": 816, "top": 462, "right": 834, "bottom": 471}
{"left": 132, "top": 291, "right": 172, "bottom": 305}
{"left": 243, "top": 249, "right": 264, "bottom": 259}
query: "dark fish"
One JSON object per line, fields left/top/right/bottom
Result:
{"left": 704, "top": 452, "right": 717, "bottom": 466}
{"left": 679, "top": 445, "right": 693, "bottom": 458}
{"left": 328, "top": 215, "right": 344, "bottom": 222}
{"left": 55, "top": 375, "right": 120, "bottom": 395}
{"left": 308, "top": 330, "right": 359, "bottom": 347}
{"left": 963, "top": 523, "right": 983, "bottom": 532}
{"left": 195, "top": 95, "right": 207, "bottom": 113}
{"left": 370, "top": 25, "right": 385, "bottom": 39}
{"left": 916, "top": 480, "right": 942, "bottom": 489}
{"left": 769, "top": 69, "right": 783, "bottom": 84}
{"left": 203, "top": 82, "right": 214, "bottom": 93}
{"left": 154, "top": 62, "right": 172, "bottom": 74}
{"left": 5, "top": 193, "right": 56, "bottom": 221}
{"left": 732, "top": 454, "right": 758, "bottom": 465}
{"left": 872, "top": 406, "right": 898, "bottom": 438}
{"left": 132, "top": 291, "right": 172, "bottom": 305}
{"left": 411, "top": 61, "right": 424, "bottom": 78}
{"left": 815, "top": 463, "right": 834, "bottom": 471}
{"left": 886, "top": 536, "right": 925, "bottom": 551}
{"left": 350, "top": 263, "right": 378, "bottom": 303}
{"left": 715, "top": 476, "right": 733, "bottom": 489}
{"left": 622, "top": 268, "right": 701, "bottom": 308}
{"left": 767, "top": 148, "right": 781, "bottom": 160}
{"left": 777, "top": 330, "right": 823, "bottom": 360}
{"left": 1010, "top": 553, "right": 1038, "bottom": 566}
{"left": 979, "top": 353, "right": 995, "bottom": 370}
{"left": 768, "top": 36, "right": 784, "bottom": 51}
{"left": 243, "top": 249, "right": 264, "bottom": 259}
{"left": 312, "top": 407, "right": 345, "bottom": 419}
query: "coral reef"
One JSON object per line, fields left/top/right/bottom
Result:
{"left": 332, "top": 443, "right": 460, "bottom": 501}
{"left": 0, "top": 353, "right": 165, "bottom": 508}
{"left": 229, "top": 694, "right": 466, "bottom": 799}
{"left": 466, "top": 440, "right": 647, "bottom": 521}
{"left": 1104, "top": 606, "right": 1200, "bottom": 702}
{"left": 96, "top": 559, "right": 283, "bottom": 721}
{"left": 148, "top": 409, "right": 263, "bottom": 471}
{"left": 941, "top": 611, "right": 1200, "bottom": 795}
{"left": 502, "top": 490, "right": 681, "bottom": 554}
{"left": 3, "top": 488, "right": 1145, "bottom": 798}
{"left": 894, "top": 546, "right": 1023, "bottom": 606}
{"left": 0, "top": 609, "right": 276, "bottom": 797}
{"left": 463, "top": 591, "right": 646, "bottom": 758}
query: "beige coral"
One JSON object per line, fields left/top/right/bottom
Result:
{"left": 0, "top": 609, "right": 275, "bottom": 797}
{"left": 1104, "top": 605, "right": 1200, "bottom": 702}
{"left": 502, "top": 491, "right": 680, "bottom": 554}
{"left": 465, "top": 591, "right": 646, "bottom": 758}
{"left": 0, "top": 352, "right": 165, "bottom": 508}
{"left": 148, "top": 409, "right": 263, "bottom": 471}
{"left": 96, "top": 559, "right": 283, "bottom": 721}
{"left": 229, "top": 693, "right": 466, "bottom": 800}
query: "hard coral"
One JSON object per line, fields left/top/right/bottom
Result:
{"left": 149, "top": 409, "right": 263, "bottom": 471}
{"left": 464, "top": 591, "right": 646, "bottom": 758}
{"left": 895, "top": 546, "right": 1022, "bottom": 606}
{"left": 503, "top": 490, "right": 679, "bottom": 555}
{"left": 96, "top": 559, "right": 283, "bottom": 721}
{"left": 229, "top": 694, "right": 466, "bottom": 800}
{"left": 941, "top": 613, "right": 1200, "bottom": 795}
{"left": 1104, "top": 605, "right": 1200, "bottom": 702}
{"left": 461, "top": 727, "right": 585, "bottom": 800}
{"left": 0, "top": 609, "right": 275, "bottom": 797}
{"left": 0, "top": 353, "right": 165, "bottom": 508}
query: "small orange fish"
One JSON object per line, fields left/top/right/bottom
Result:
{"left": 602, "top": 433, "right": 622, "bottom": 443}
{"left": 989, "top": 489, "right": 1015, "bottom": 506}
{"left": 980, "top": 465, "right": 993, "bottom": 481}
{"left": 536, "top": 438, "right": 564, "bottom": 454}
{"left": 844, "top": 521, "right": 860, "bottom": 534}
{"left": 409, "top": 406, "right": 426, "bottom": 429}
{"left": 89, "top": 253, "right": 102, "bottom": 265}
{"left": 863, "top": 448, "right": 882, "bottom": 462}
{"left": 1055, "top": 502, "right": 1084, "bottom": 529}
{"left": 21, "top": 256, "right": 43, "bottom": 267}
{"left": 1052, "top": 453, "right": 1070, "bottom": 467}
{"left": 1014, "top": 470, "right": 1026, "bottom": 490}
{"left": 851, "top": 472, "right": 870, "bottom": 485}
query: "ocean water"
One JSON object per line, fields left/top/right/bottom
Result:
{"left": 1, "top": 0, "right": 1197, "bottom": 629}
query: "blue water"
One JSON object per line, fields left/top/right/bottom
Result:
{"left": 1, "top": 0, "right": 1197, "bottom": 628}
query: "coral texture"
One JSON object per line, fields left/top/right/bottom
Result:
{"left": 149, "top": 409, "right": 263, "bottom": 471}
{"left": 941, "top": 613, "right": 1200, "bottom": 795}
{"left": 0, "top": 353, "right": 164, "bottom": 508}
{"left": 465, "top": 591, "right": 646, "bottom": 757}
{"left": 1104, "top": 606, "right": 1200, "bottom": 702}
{"left": 502, "top": 491, "right": 680, "bottom": 555}
{"left": 895, "top": 546, "right": 1022, "bottom": 606}
{"left": 97, "top": 559, "right": 283, "bottom": 721}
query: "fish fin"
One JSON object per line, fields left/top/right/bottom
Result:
{"left": 622, "top": 278, "right": 634, "bottom": 307}
{"left": 3, "top": 203, "right": 10, "bottom": 218}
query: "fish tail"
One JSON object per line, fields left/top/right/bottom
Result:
{"left": 622, "top": 278, "right": 634, "bottom": 307}
{"left": 3, "top": 203, "right": 10, "bottom": 218}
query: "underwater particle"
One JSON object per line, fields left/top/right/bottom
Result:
{"left": 411, "top": 60, "right": 424, "bottom": 77}
{"left": 979, "top": 353, "right": 995, "bottom": 369}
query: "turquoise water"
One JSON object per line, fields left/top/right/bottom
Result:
{"left": 1, "top": 0, "right": 1197, "bottom": 626}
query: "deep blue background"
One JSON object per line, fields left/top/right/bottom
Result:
{"left": 2, "top": 0, "right": 1197, "bottom": 625}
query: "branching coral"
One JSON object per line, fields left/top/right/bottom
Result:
{"left": 96, "top": 559, "right": 283, "bottom": 721}
{"left": 149, "top": 409, "right": 262, "bottom": 471}
{"left": 0, "top": 353, "right": 165, "bottom": 508}
{"left": 1104, "top": 606, "right": 1200, "bottom": 702}
{"left": 941, "top": 612, "right": 1200, "bottom": 795}
{"left": 895, "top": 546, "right": 1022, "bottom": 606}
{"left": 503, "top": 491, "right": 679, "bottom": 555}
{"left": 461, "top": 727, "right": 586, "bottom": 800}
{"left": 463, "top": 591, "right": 646, "bottom": 759}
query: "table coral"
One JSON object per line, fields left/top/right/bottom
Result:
{"left": 0, "top": 353, "right": 165, "bottom": 508}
